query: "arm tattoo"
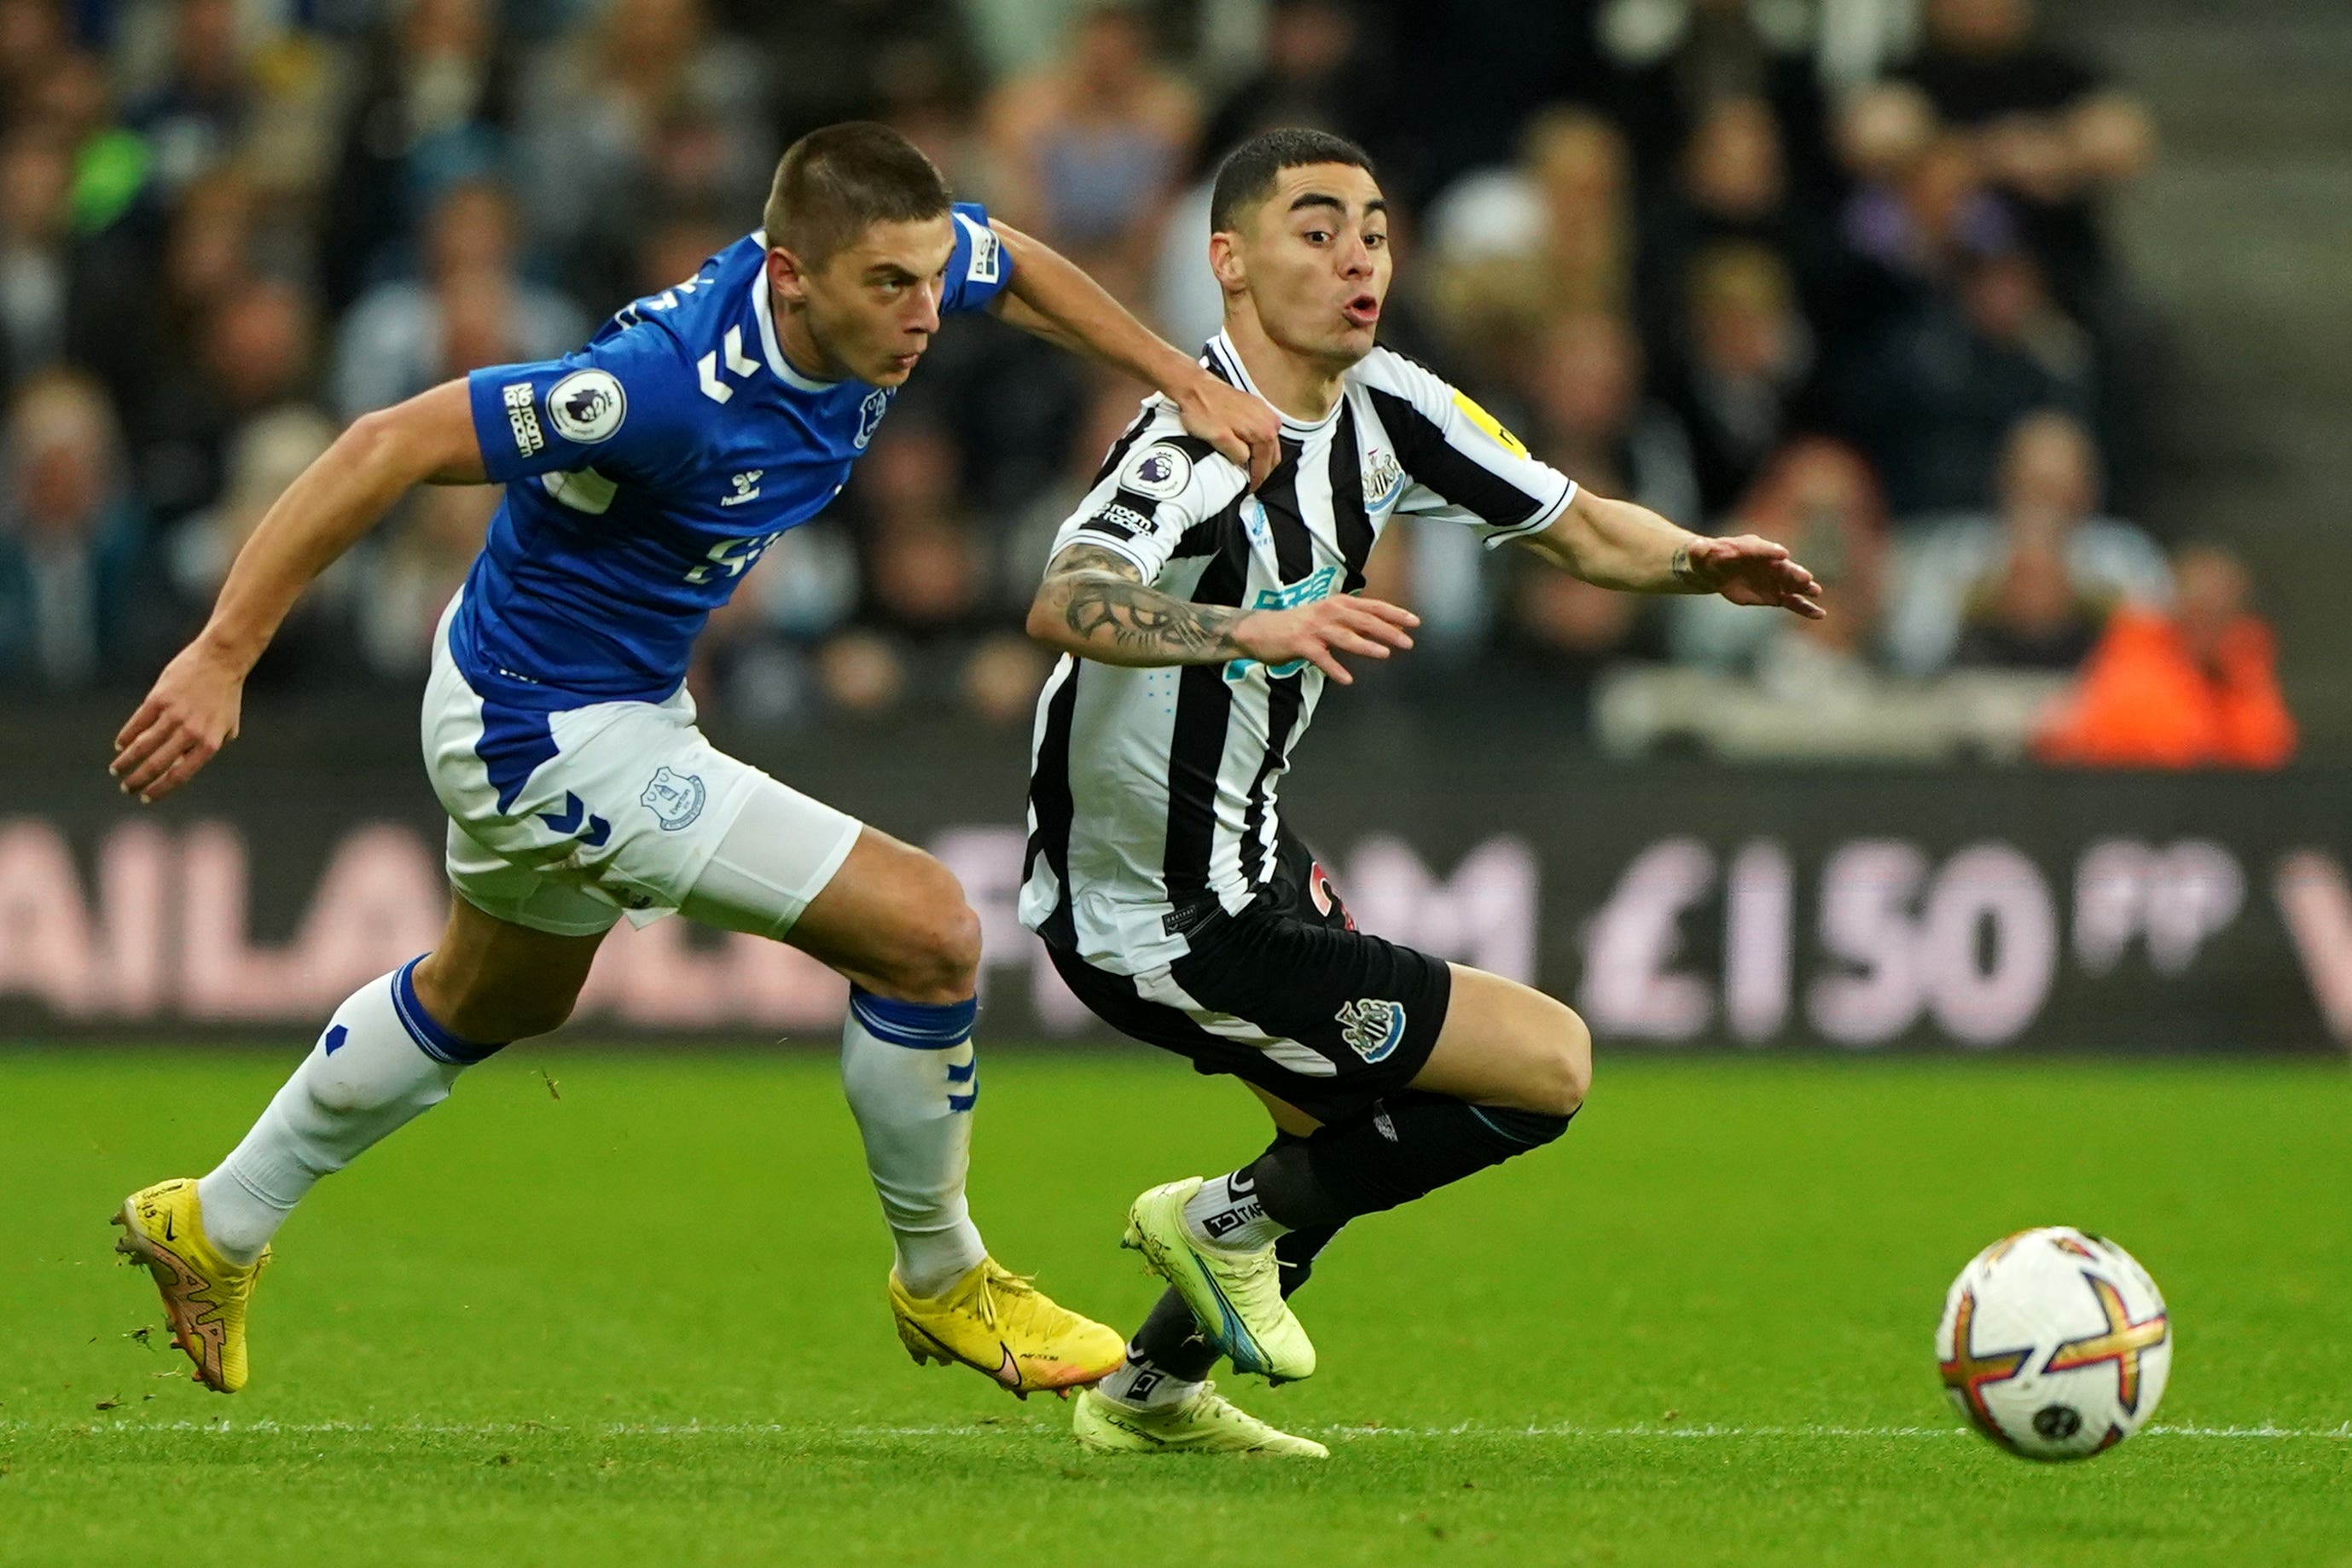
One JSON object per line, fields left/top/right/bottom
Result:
{"left": 1046, "top": 543, "right": 1246, "bottom": 664}
{"left": 1669, "top": 542, "right": 1699, "bottom": 588}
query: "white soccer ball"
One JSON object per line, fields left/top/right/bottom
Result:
{"left": 1936, "top": 1227, "right": 2172, "bottom": 1460}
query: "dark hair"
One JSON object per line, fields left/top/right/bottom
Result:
{"left": 1207, "top": 127, "right": 1376, "bottom": 233}
{"left": 764, "top": 122, "right": 953, "bottom": 266}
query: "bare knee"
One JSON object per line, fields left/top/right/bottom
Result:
{"left": 1516, "top": 1000, "right": 1592, "bottom": 1119}
{"left": 412, "top": 955, "right": 578, "bottom": 1044}
{"left": 861, "top": 857, "right": 982, "bottom": 1004}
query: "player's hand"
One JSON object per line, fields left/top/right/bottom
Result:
{"left": 1230, "top": 595, "right": 1419, "bottom": 685}
{"left": 1170, "top": 371, "right": 1282, "bottom": 492}
{"left": 1681, "top": 535, "right": 1826, "bottom": 619}
{"left": 111, "top": 640, "right": 247, "bottom": 803}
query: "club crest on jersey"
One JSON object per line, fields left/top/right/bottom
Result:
{"left": 1362, "top": 448, "right": 1404, "bottom": 508}
{"left": 1121, "top": 442, "right": 1193, "bottom": 501}
{"left": 855, "top": 387, "right": 891, "bottom": 450}
{"left": 1335, "top": 998, "right": 1406, "bottom": 1063}
{"left": 547, "top": 369, "right": 626, "bottom": 444}
{"left": 641, "top": 766, "right": 706, "bottom": 832}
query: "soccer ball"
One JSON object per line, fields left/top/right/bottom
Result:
{"left": 1937, "top": 1227, "right": 2172, "bottom": 1460}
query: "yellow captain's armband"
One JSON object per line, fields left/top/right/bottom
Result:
{"left": 1450, "top": 389, "right": 1529, "bottom": 459}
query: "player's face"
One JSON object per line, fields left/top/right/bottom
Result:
{"left": 781, "top": 216, "right": 956, "bottom": 387}
{"left": 1234, "top": 163, "right": 1391, "bottom": 365}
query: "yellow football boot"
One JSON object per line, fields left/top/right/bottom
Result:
{"left": 111, "top": 1179, "right": 269, "bottom": 1394}
{"left": 1122, "top": 1177, "right": 1315, "bottom": 1382}
{"left": 1072, "top": 1383, "right": 1329, "bottom": 1457}
{"left": 889, "top": 1257, "right": 1125, "bottom": 1398}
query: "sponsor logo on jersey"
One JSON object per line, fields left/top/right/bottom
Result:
{"left": 855, "top": 387, "right": 891, "bottom": 450}
{"left": 958, "top": 212, "right": 1002, "bottom": 285}
{"left": 502, "top": 382, "right": 544, "bottom": 457}
{"left": 720, "top": 470, "right": 764, "bottom": 507}
{"left": 547, "top": 369, "right": 627, "bottom": 444}
{"left": 1086, "top": 502, "right": 1152, "bottom": 539}
{"left": 1362, "top": 447, "right": 1404, "bottom": 507}
{"left": 641, "top": 766, "right": 706, "bottom": 832}
{"left": 1121, "top": 442, "right": 1193, "bottom": 501}
{"left": 1224, "top": 566, "right": 1339, "bottom": 682}
{"left": 1335, "top": 998, "right": 1406, "bottom": 1063}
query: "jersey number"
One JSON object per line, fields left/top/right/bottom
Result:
{"left": 685, "top": 531, "right": 782, "bottom": 584}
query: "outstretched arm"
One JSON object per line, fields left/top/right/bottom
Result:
{"left": 111, "top": 379, "right": 485, "bottom": 801}
{"left": 1026, "top": 543, "right": 1419, "bottom": 683}
{"left": 987, "top": 219, "right": 1280, "bottom": 491}
{"left": 1518, "top": 489, "right": 1825, "bottom": 617}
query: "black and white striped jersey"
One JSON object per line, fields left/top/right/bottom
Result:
{"left": 1019, "top": 332, "right": 1577, "bottom": 974}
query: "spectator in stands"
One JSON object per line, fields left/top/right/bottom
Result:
{"left": 1201, "top": 0, "right": 1379, "bottom": 171}
{"left": 167, "top": 404, "right": 364, "bottom": 684}
{"left": 136, "top": 274, "right": 315, "bottom": 531}
{"left": 0, "top": 122, "right": 71, "bottom": 391}
{"left": 519, "top": 0, "right": 769, "bottom": 304}
{"left": 1426, "top": 107, "right": 1632, "bottom": 370}
{"left": 1848, "top": 241, "right": 2094, "bottom": 516}
{"left": 0, "top": 367, "right": 147, "bottom": 688}
{"left": 0, "top": 0, "right": 67, "bottom": 114}
{"left": 1635, "top": 94, "right": 1841, "bottom": 358}
{"left": 120, "top": 0, "right": 250, "bottom": 201}
{"left": 984, "top": 2, "right": 1199, "bottom": 305}
{"left": 333, "top": 178, "right": 587, "bottom": 421}
{"left": 1659, "top": 241, "right": 1816, "bottom": 518}
{"left": 1886, "top": 408, "right": 2166, "bottom": 676}
{"left": 1588, "top": 0, "right": 1838, "bottom": 205}
{"left": 1885, "top": 0, "right": 2156, "bottom": 313}
{"left": 358, "top": 485, "right": 499, "bottom": 677}
{"left": 824, "top": 423, "right": 1046, "bottom": 725}
{"left": 318, "top": 0, "right": 519, "bottom": 314}
{"left": 2035, "top": 544, "right": 2294, "bottom": 769}
{"left": 1524, "top": 311, "right": 1701, "bottom": 526}
{"left": 1670, "top": 436, "right": 1888, "bottom": 686}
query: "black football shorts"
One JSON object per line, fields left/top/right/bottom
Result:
{"left": 1047, "top": 839, "right": 1453, "bottom": 1124}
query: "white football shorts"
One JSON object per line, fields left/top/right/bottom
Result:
{"left": 422, "top": 598, "right": 861, "bottom": 938}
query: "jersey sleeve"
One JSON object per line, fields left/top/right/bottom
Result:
{"left": 1367, "top": 353, "right": 1577, "bottom": 549}
{"left": 467, "top": 322, "right": 706, "bottom": 486}
{"left": 941, "top": 201, "right": 1013, "bottom": 316}
{"left": 1044, "top": 409, "right": 1248, "bottom": 583}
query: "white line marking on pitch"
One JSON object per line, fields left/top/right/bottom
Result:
{"left": 9, "top": 1420, "right": 2348, "bottom": 1441}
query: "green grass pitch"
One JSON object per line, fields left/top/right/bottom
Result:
{"left": 3, "top": 1048, "right": 2348, "bottom": 1566}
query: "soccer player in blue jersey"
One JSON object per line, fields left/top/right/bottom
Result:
{"left": 104, "top": 122, "right": 1281, "bottom": 1399}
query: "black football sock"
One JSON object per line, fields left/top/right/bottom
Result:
{"left": 1243, "top": 1091, "right": 1577, "bottom": 1231}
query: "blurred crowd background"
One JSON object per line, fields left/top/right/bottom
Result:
{"left": 0, "top": 0, "right": 2332, "bottom": 767}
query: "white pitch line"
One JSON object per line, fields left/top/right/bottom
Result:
{"left": 7, "top": 1420, "right": 2348, "bottom": 1442}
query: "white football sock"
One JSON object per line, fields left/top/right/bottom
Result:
{"left": 195, "top": 960, "right": 490, "bottom": 1266}
{"left": 1097, "top": 1354, "right": 1203, "bottom": 1412}
{"left": 839, "top": 989, "right": 988, "bottom": 1298}
{"left": 1182, "top": 1170, "right": 1288, "bottom": 1252}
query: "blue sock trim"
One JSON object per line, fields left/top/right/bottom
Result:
{"left": 392, "top": 956, "right": 508, "bottom": 1066}
{"left": 848, "top": 988, "right": 977, "bottom": 1050}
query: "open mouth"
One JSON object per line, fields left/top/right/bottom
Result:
{"left": 1342, "top": 293, "right": 1380, "bottom": 328}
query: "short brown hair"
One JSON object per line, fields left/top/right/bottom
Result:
{"left": 763, "top": 122, "right": 953, "bottom": 266}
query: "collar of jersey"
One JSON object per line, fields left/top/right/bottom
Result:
{"left": 747, "top": 239, "right": 841, "bottom": 393}
{"left": 1208, "top": 330, "right": 1344, "bottom": 436}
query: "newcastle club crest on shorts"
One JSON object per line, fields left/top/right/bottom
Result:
{"left": 641, "top": 766, "right": 706, "bottom": 832}
{"left": 1335, "top": 998, "right": 1406, "bottom": 1063}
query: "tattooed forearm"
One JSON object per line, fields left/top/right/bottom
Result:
{"left": 1034, "top": 543, "right": 1248, "bottom": 666}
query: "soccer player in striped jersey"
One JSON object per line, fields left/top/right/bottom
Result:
{"left": 1019, "top": 128, "right": 1824, "bottom": 1455}
{"left": 105, "top": 123, "right": 1281, "bottom": 1402}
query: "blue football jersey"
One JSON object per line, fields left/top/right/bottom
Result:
{"left": 450, "top": 202, "right": 1012, "bottom": 709}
